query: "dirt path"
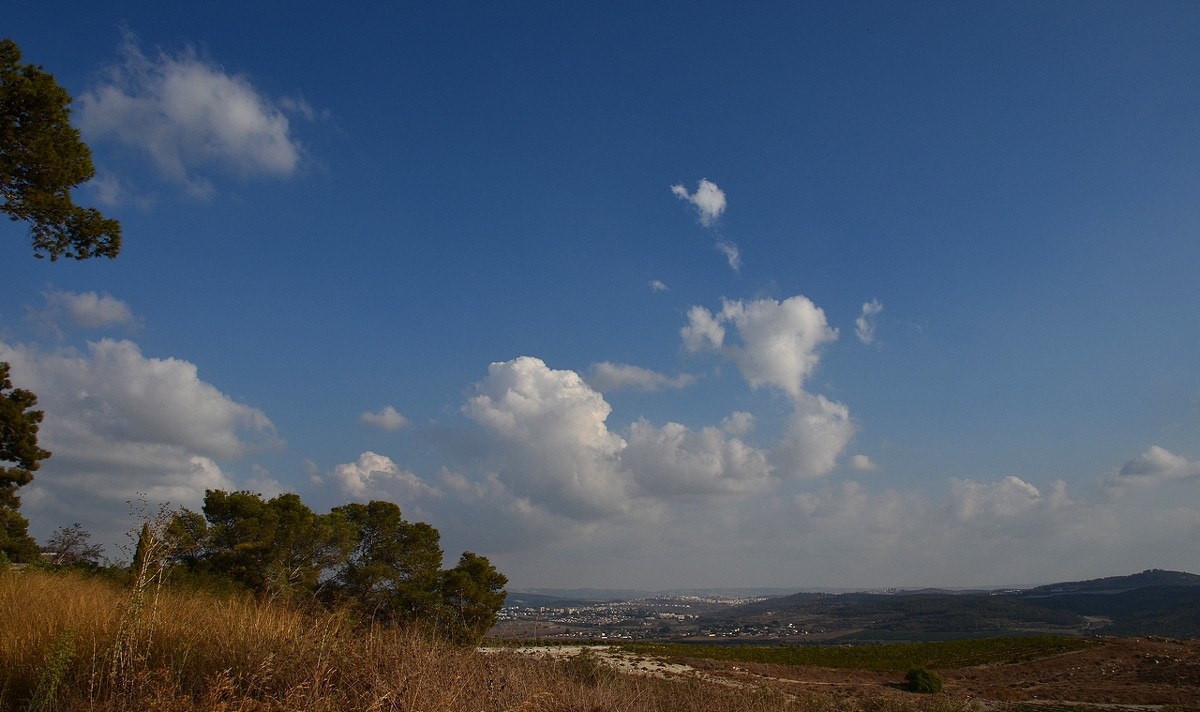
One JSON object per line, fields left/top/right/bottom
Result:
{"left": 481, "top": 645, "right": 733, "bottom": 684}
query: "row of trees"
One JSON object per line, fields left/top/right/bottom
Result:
{"left": 160, "top": 490, "right": 507, "bottom": 642}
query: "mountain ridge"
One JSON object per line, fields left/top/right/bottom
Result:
{"left": 511, "top": 569, "right": 1200, "bottom": 603}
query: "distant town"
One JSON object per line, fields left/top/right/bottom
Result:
{"left": 492, "top": 594, "right": 830, "bottom": 641}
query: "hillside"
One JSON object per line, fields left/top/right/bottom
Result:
{"left": 723, "top": 591, "right": 1083, "bottom": 634}
{"left": 1008, "top": 570, "right": 1200, "bottom": 638}
{"left": 712, "top": 569, "right": 1200, "bottom": 640}
{"left": 1017, "top": 568, "right": 1200, "bottom": 596}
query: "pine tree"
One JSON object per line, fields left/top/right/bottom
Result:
{"left": 0, "top": 362, "right": 49, "bottom": 561}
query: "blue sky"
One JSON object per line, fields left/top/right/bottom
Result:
{"left": 3, "top": 1, "right": 1198, "bottom": 590}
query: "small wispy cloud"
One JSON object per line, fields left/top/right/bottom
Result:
{"left": 1105, "top": 446, "right": 1200, "bottom": 488}
{"left": 649, "top": 279, "right": 669, "bottom": 292}
{"left": 950, "top": 476, "right": 1070, "bottom": 521}
{"left": 78, "top": 30, "right": 312, "bottom": 199}
{"left": 672, "top": 179, "right": 742, "bottom": 272}
{"left": 360, "top": 405, "right": 410, "bottom": 431}
{"left": 28, "top": 288, "right": 140, "bottom": 339}
{"left": 849, "top": 454, "right": 878, "bottom": 472}
{"left": 716, "top": 240, "right": 742, "bottom": 272}
{"left": 855, "top": 299, "right": 884, "bottom": 345}
{"left": 85, "top": 173, "right": 121, "bottom": 206}
{"left": 671, "top": 178, "right": 726, "bottom": 227}
{"left": 587, "top": 362, "right": 696, "bottom": 392}
{"left": 37, "top": 288, "right": 138, "bottom": 329}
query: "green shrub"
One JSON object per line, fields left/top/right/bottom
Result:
{"left": 904, "top": 665, "right": 943, "bottom": 693}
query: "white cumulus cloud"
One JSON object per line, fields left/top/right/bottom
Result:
{"left": 681, "top": 304, "right": 726, "bottom": 352}
{"left": 625, "top": 418, "right": 773, "bottom": 496}
{"left": 333, "top": 451, "right": 439, "bottom": 501}
{"left": 462, "top": 356, "right": 631, "bottom": 519}
{"left": 773, "top": 394, "right": 856, "bottom": 479}
{"left": 456, "top": 357, "right": 806, "bottom": 521}
{"left": 720, "top": 411, "right": 756, "bottom": 437}
{"left": 686, "top": 296, "right": 839, "bottom": 399}
{"left": 723, "top": 297, "right": 838, "bottom": 398}
{"left": 424, "top": 354, "right": 1200, "bottom": 589}
{"left": 359, "top": 405, "right": 410, "bottom": 431}
{"left": 682, "top": 296, "right": 853, "bottom": 479}
{"left": 671, "top": 178, "right": 727, "bottom": 226}
{"left": 0, "top": 337, "right": 278, "bottom": 553}
{"left": 78, "top": 32, "right": 308, "bottom": 198}
{"left": 2, "top": 338, "right": 277, "bottom": 459}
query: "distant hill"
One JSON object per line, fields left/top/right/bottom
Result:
{"left": 506, "top": 586, "right": 802, "bottom": 605}
{"left": 714, "top": 570, "right": 1200, "bottom": 640}
{"left": 506, "top": 589, "right": 655, "bottom": 606}
{"left": 1008, "top": 569, "right": 1200, "bottom": 638}
{"left": 1016, "top": 569, "right": 1200, "bottom": 596}
{"left": 720, "top": 591, "right": 1083, "bottom": 635}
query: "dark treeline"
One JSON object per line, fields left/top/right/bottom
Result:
{"left": 145, "top": 490, "right": 507, "bottom": 643}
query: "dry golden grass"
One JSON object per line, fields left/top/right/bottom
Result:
{"left": 0, "top": 569, "right": 974, "bottom": 711}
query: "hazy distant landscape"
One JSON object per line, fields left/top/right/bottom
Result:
{"left": 494, "top": 569, "right": 1200, "bottom": 642}
{"left": 484, "top": 569, "right": 1200, "bottom": 709}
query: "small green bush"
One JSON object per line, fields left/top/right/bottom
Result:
{"left": 905, "top": 665, "right": 943, "bottom": 693}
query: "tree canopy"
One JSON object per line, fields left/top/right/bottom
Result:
{"left": 1, "top": 38, "right": 120, "bottom": 260}
{"left": 169, "top": 490, "right": 507, "bottom": 642}
{"left": 0, "top": 362, "right": 49, "bottom": 562}
{"left": 198, "top": 490, "right": 356, "bottom": 601}
{"left": 333, "top": 500, "right": 445, "bottom": 624}
{"left": 440, "top": 551, "right": 508, "bottom": 641}
{"left": 44, "top": 522, "right": 105, "bottom": 566}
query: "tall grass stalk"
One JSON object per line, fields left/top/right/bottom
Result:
{"left": 25, "top": 629, "right": 75, "bottom": 712}
{"left": 105, "top": 519, "right": 175, "bottom": 702}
